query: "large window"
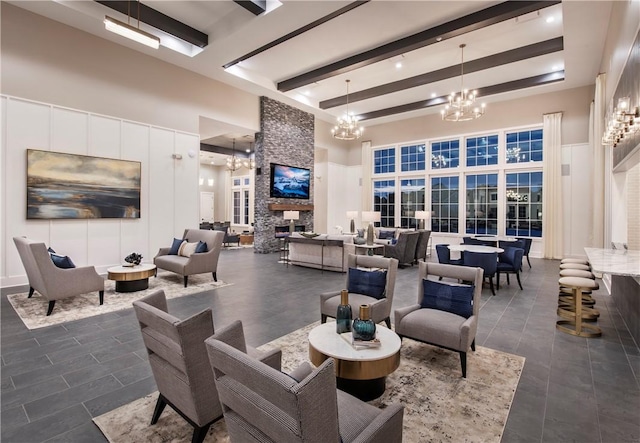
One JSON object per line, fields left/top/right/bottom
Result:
{"left": 400, "top": 179, "right": 425, "bottom": 228}
{"left": 466, "top": 135, "right": 498, "bottom": 167}
{"left": 506, "top": 129, "right": 543, "bottom": 163}
{"left": 431, "top": 139, "right": 459, "bottom": 169}
{"left": 400, "top": 144, "right": 426, "bottom": 172}
{"left": 466, "top": 173, "right": 498, "bottom": 235}
{"left": 431, "top": 176, "right": 459, "bottom": 233}
{"left": 506, "top": 172, "right": 543, "bottom": 237}
{"left": 373, "top": 180, "right": 395, "bottom": 227}
{"left": 374, "top": 147, "right": 395, "bottom": 174}
{"left": 232, "top": 174, "right": 251, "bottom": 225}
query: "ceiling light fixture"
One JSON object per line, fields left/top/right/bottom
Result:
{"left": 243, "top": 142, "right": 256, "bottom": 170}
{"left": 104, "top": 2, "right": 160, "bottom": 49}
{"left": 332, "top": 79, "right": 363, "bottom": 141}
{"left": 441, "top": 44, "right": 486, "bottom": 122}
{"left": 226, "top": 139, "right": 242, "bottom": 172}
{"left": 602, "top": 97, "right": 640, "bottom": 147}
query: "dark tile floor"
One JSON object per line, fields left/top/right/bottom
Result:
{"left": 1, "top": 249, "right": 639, "bottom": 442}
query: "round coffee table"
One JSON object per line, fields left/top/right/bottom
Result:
{"left": 308, "top": 322, "right": 401, "bottom": 401}
{"left": 107, "top": 264, "right": 156, "bottom": 293}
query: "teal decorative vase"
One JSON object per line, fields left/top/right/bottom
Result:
{"left": 352, "top": 305, "right": 376, "bottom": 341}
{"left": 336, "top": 290, "right": 352, "bottom": 334}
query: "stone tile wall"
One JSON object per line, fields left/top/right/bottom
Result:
{"left": 254, "top": 97, "right": 315, "bottom": 253}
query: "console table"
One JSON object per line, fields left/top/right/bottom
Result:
{"left": 285, "top": 237, "right": 345, "bottom": 272}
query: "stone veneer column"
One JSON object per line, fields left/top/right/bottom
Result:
{"left": 254, "top": 97, "right": 315, "bottom": 253}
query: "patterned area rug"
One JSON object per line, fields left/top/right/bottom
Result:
{"left": 7, "top": 272, "right": 232, "bottom": 330}
{"left": 94, "top": 322, "right": 524, "bottom": 442}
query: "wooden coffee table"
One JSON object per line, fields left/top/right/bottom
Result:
{"left": 308, "top": 322, "right": 401, "bottom": 401}
{"left": 107, "top": 264, "right": 156, "bottom": 293}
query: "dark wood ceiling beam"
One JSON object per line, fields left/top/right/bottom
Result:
{"left": 96, "top": 1, "right": 208, "bottom": 47}
{"left": 357, "top": 70, "right": 565, "bottom": 121}
{"left": 201, "top": 143, "right": 250, "bottom": 158}
{"left": 320, "top": 37, "right": 563, "bottom": 109}
{"left": 277, "top": 0, "right": 561, "bottom": 92}
{"left": 233, "top": 0, "right": 267, "bottom": 16}
{"left": 223, "top": 1, "right": 370, "bottom": 69}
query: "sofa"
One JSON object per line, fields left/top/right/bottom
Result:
{"left": 287, "top": 233, "right": 356, "bottom": 272}
{"left": 373, "top": 227, "right": 415, "bottom": 245}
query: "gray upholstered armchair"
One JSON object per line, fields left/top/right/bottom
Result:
{"left": 383, "top": 231, "right": 420, "bottom": 267}
{"left": 394, "top": 262, "right": 483, "bottom": 378}
{"left": 414, "top": 229, "right": 432, "bottom": 263}
{"left": 205, "top": 337, "right": 404, "bottom": 443}
{"left": 133, "top": 291, "right": 281, "bottom": 443}
{"left": 154, "top": 229, "right": 224, "bottom": 287}
{"left": 13, "top": 236, "right": 104, "bottom": 316}
{"left": 320, "top": 254, "right": 398, "bottom": 328}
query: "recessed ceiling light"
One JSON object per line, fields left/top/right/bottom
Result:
{"left": 546, "top": 16, "right": 555, "bottom": 23}
{"left": 210, "top": 161, "right": 214, "bottom": 165}
{"left": 245, "top": 149, "right": 250, "bottom": 153}
{"left": 395, "top": 62, "right": 402, "bottom": 69}
{"left": 431, "top": 93, "right": 437, "bottom": 98}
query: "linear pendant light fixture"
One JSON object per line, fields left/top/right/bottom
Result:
{"left": 104, "top": 1, "right": 160, "bottom": 49}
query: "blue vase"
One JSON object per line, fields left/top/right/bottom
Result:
{"left": 352, "top": 305, "right": 376, "bottom": 341}
{"left": 336, "top": 290, "right": 352, "bottom": 333}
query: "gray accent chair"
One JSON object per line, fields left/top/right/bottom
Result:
{"left": 320, "top": 254, "right": 398, "bottom": 328}
{"left": 394, "top": 262, "right": 483, "bottom": 378}
{"left": 133, "top": 291, "right": 282, "bottom": 443}
{"left": 154, "top": 229, "right": 224, "bottom": 287}
{"left": 414, "top": 229, "right": 432, "bottom": 263}
{"left": 205, "top": 336, "right": 404, "bottom": 443}
{"left": 383, "top": 231, "right": 420, "bottom": 267}
{"left": 13, "top": 236, "right": 104, "bottom": 316}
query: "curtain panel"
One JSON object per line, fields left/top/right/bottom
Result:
{"left": 542, "top": 112, "right": 564, "bottom": 259}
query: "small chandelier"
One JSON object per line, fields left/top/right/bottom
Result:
{"left": 441, "top": 44, "right": 486, "bottom": 122}
{"left": 432, "top": 154, "right": 447, "bottom": 168}
{"left": 332, "top": 79, "right": 363, "bottom": 140}
{"left": 243, "top": 142, "right": 256, "bottom": 170}
{"left": 226, "top": 139, "right": 242, "bottom": 172}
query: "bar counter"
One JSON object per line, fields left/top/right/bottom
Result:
{"left": 585, "top": 248, "right": 640, "bottom": 343}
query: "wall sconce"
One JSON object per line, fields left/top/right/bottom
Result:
{"left": 172, "top": 153, "right": 183, "bottom": 160}
{"left": 199, "top": 177, "right": 204, "bottom": 185}
{"left": 602, "top": 97, "right": 639, "bottom": 147}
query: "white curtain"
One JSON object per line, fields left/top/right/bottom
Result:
{"left": 591, "top": 73, "right": 606, "bottom": 247}
{"left": 361, "top": 140, "right": 372, "bottom": 212}
{"left": 542, "top": 112, "right": 563, "bottom": 259}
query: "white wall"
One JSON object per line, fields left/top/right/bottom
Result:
{"left": 561, "top": 143, "right": 593, "bottom": 258}
{"left": 1, "top": 96, "right": 199, "bottom": 288}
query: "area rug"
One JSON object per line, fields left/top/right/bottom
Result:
{"left": 7, "top": 272, "right": 232, "bottom": 330}
{"left": 94, "top": 322, "right": 525, "bottom": 442}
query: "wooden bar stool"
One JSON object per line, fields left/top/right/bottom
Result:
{"left": 556, "top": 277, "right": 602, "bottom": 337}
{"left": 559, "top": 263, "right": 591, "bottom": 271}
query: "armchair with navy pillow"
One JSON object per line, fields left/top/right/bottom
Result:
{"left": 394, "top": 262, "right": 483, "bottom": 377}
{"left": 320, "top": 254, "right": 398, "bottom": 328}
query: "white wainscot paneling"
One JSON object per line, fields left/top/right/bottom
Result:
{"left": 561, "top": 144, "right": 592, "bottom": 258}
{"left": 1, "top": 96, "right": 6, "bottom": 279}
{"left": 5, "top": 99, "right": 52, "bottom": 281}
{"left": 52, "top": 107, "right": 88, "bottom": 155}
{"left": 173, "top": 132, "right": 199, "bottom": 233}
{"left": 120, "top": 122, "right": 150, "bottom": 260}
{"left": 89, "top": 115, "right": 121, "bottom": 159}
{"left": 88, "top": 221, "right": 121, "bottom": 272}
{"left": 149, "top": 128, "right": 176, "bottom": 254}
{"left": 50, "top": 222, "right": 89, "bottom": 266}
{"left": 327, "top": 163, "right": 348, "bottom": 232}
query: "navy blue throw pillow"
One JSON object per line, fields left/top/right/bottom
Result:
{"left": 195, "top": 240, "right": 208, "bottom": 253}
{"left": 169, "top": 238, "right": 184, "bottom": 255}
{"left": 50, "top": 253, "right": 76, "bottom": 269}
{"left": 378, "top": 230, "right": 395, "bottom": 240}
{"left": 347, "top": 267, "right": 387, "bottom": 300}
{"left": 421, "top": 279, "right": 474, "bottom": 318}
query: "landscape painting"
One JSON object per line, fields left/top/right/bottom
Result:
{"left": 27, "top": 149, "right": 141, "bottom": 219}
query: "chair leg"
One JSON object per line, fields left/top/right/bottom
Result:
{"left": 384, "top": 317, "right": 391, "bottom": 328}
{"left": 212, "top": 272, "right": 217, "bottom": 282}
{"left": 526, "top": 255, "right": 531, "bottom": 268}
{"left": 99, "top": 290, "right": 104, "bottom": 305}
{"left": 151, "top": 394, "right": 167, "bottom": 425}
{"left": 459, "top": 351, "right": 467, "bottom": 378}
{"left": 28, "top": 287, "right": 34, "bottom": 298}
{"left": 183, "top": 276, "right": 188, "bottom": 288}
{"left": 516, "top": 271, "right": 523, "bottom": 290}
{"left": 506, "top": 274, "right": 510, "bottom": 285}
{"left": 471, "top": 339, "right": 476, "bottom": 352}
{"left": 496, "top": 271, "right": 500, "bottom": 290}
{"left": 489, "top": 277, "right": 496, "bottom": 296}
{"left": 192, "top": 424, "right": 211, "bottom": 443}
{"left": 46, "top": 300, "right": 56, "bottom": 316}
{"left": 321, "top": 314, "right": 327, "bottom": 324}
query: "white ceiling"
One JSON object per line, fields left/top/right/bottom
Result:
{"left": 10, "top": 0, "right": 613, "bottom": 137}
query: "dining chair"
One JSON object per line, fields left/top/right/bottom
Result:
{"left": 462, "top": 251, "right": 498, "bottom": 295}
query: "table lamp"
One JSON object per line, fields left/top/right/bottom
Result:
{"left": 283, "top": 210, "right": 299, "bottom": 234}
{"left": 361, "top": 211, "right": 381, "bottom": 245}
{"left": 415, "top": 210, "right": 427, "bottom": 230}
{"left": 346, "top": 211, "right": 358, "bottom": 234}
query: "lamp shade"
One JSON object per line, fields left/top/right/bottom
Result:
{"left": 414, "top": 211, "right": 428, "bottom": 220}
{"left": 283, "top": 210, "right": 299, "bottom": 220}
{"left": 362, "top": 211, "right": 381, "bottom": 223}
{"left": 346, "top": 211, "right": 358, "bottom": 219}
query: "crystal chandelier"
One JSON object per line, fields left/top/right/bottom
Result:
{"left": 243, "top": 142, "right": 256, "bottom": 170}
{"left": 431, "top": 154, "right": 447, "bottom": 168}
{"left": 506, "top": 146, "right": 521, "bottom": 161}
{"left": 332, "top": 79, "right": 363, "bottom": 140}
{"left": 226, "top": 139, "right": 242, "bottom": 172}
{"left": 441, "top": 44, "right": 486, "bottom": 122}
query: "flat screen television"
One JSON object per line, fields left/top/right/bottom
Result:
{"left": 270, "top": 163, "right": 310, "bottom": 199}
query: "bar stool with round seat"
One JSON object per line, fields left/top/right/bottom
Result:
{"left": 559, "top": 263, "right": 591, "bottom": 271}
{"left": 559, "top": 269, "right": 595, "bottom": 279}
{"left": 561, "top": 258, "right": 590, "bottom": 265}
{"left": 558, "top": 269, "right": 597, "bottom": 308}
{"left": 556, "top": 277, "right": 602, "bottom": 337}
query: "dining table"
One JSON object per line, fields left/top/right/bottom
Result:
{"left": 448, "top": 244, "right": 504, "bottom": 254}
